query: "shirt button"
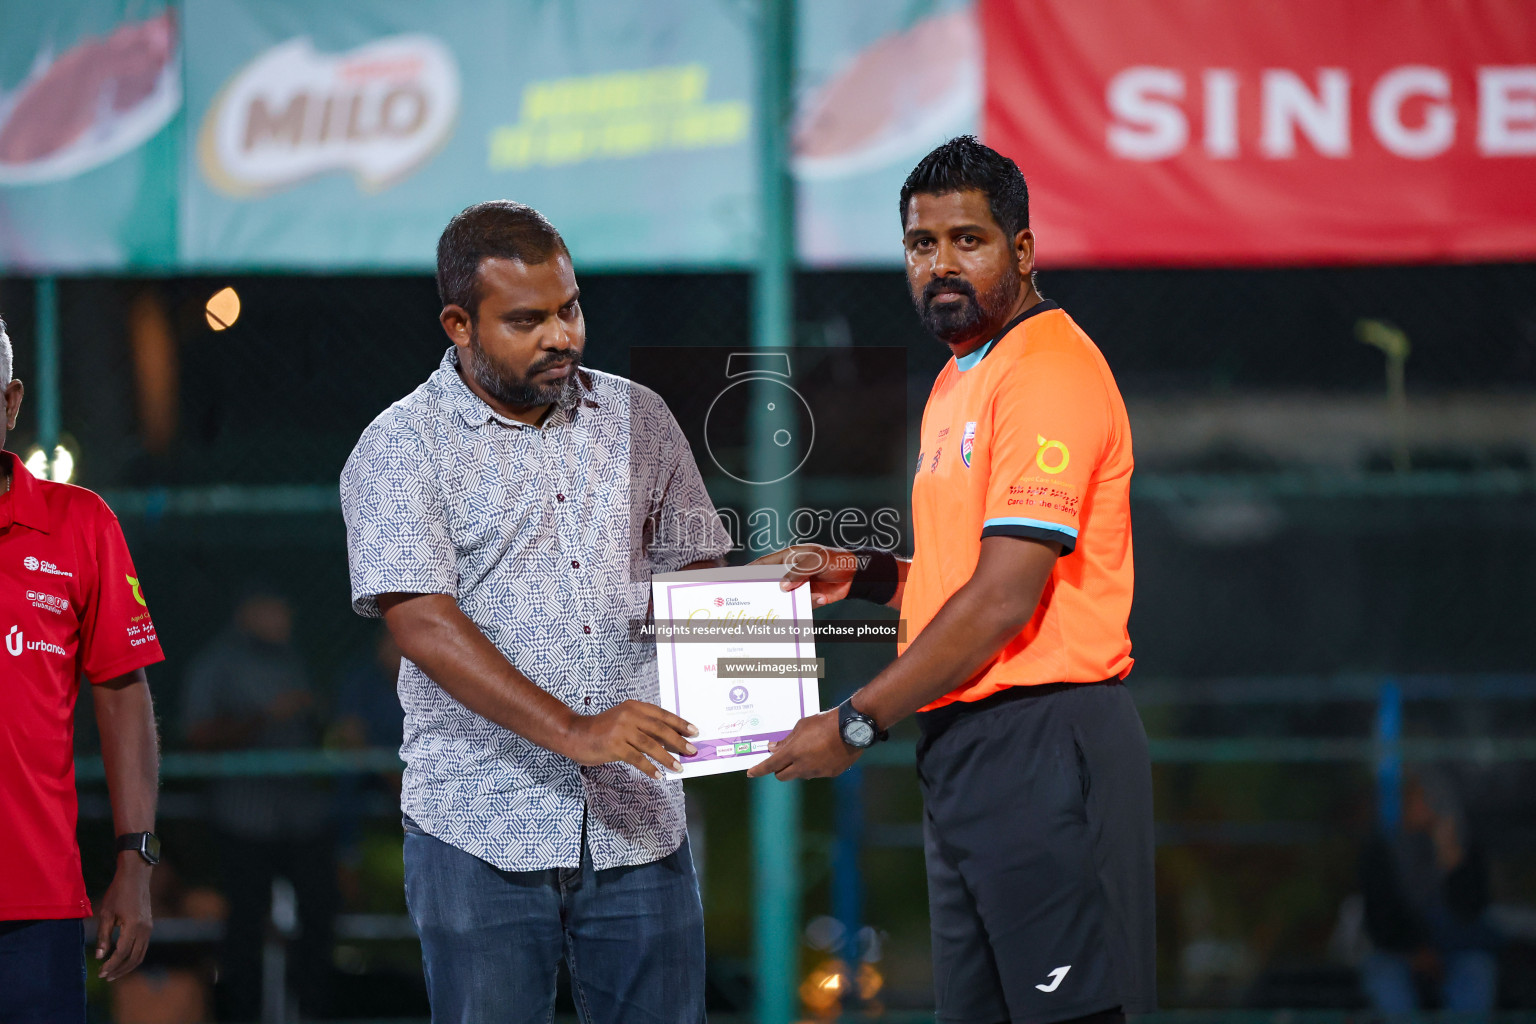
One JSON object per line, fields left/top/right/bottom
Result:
{"left": 571, "top": 560, "right": 580, "bottom": 568}
{"left": 583, "top": 625, "right": 592, "bottom": 634}
{"left": 556, "top": 493, "right": 565, "bottom": 502}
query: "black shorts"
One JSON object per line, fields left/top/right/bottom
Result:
{"left": 916, "top": 680, "right": 1156, "bottom": 1024}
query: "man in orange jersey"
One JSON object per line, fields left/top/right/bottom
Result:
{"left": 749, "top": 137, "right": 1153, "bottom": 1023}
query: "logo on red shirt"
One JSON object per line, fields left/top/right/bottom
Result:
{"left": 22, "top": 555, "right": 73, "bottom": 577}
{"left": 26, "top": 590, "right": 69, "bottom": 615}
{"left": 6, "top": 625, "right": 65, "bottom": 657}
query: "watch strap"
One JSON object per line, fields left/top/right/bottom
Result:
{"left": 115, "top": 832, "right": 160, "bottom": 865}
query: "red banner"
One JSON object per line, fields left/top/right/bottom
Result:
{"left": 981, "top": 0, "right": 1536, "bottom": 266}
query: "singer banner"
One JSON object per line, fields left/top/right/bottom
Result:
{"left": 981, "top": 0, "right": 1536, "bottom": 266}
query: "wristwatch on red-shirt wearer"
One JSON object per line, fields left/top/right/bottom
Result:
{"left": 115, "top": 832, "right": 161, "bottom": 866}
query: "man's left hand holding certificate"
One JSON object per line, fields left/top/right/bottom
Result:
{"left": 651, "top": 565, "right": 822, "bottom": 778}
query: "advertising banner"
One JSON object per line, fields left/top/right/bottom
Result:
{"left": 0, "top": 1, "right": 180, "bottom": 271}
{"left": 4, "top": 0, "right": 1530, "bottom": 272}
{"left": 794, "top": 0, "right": 978, "bottom": 266}
{"left": 982, "top": 0, "right": 1536, "bottom": 266}
{"left": 180, "top": 0, "right": 754, "bottom": 269}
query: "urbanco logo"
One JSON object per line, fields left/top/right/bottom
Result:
{"left": 5, "top": 626, "right": 21, "bottom": 657}
{"left": 200, "top": 33, "right": 460, "bottom": 196}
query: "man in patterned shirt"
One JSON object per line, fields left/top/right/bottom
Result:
{"left": 341, "top": 201, "right": 731, "bottom": 1023}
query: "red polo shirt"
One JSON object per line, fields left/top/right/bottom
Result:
{"left": 0, "top": 451, "right": 163, "bottom": 920}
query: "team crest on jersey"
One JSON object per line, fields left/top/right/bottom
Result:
{"left": 961, "top": 422, "right": 977, "bottom": 467}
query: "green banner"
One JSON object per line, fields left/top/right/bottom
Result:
{"left": 0, "top": 0, "right": 975, "bottom": 272}
{"left": 0, "top": 0, "right": 180, "bottom": 271}
{"left": 180, "top": 0, "right": 754, "bottom": 270}
{"left": 794, "top": 0, "right": 977, "bottom": 266}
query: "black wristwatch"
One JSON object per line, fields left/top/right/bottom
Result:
{"left": 116, "top": 832, "right": 161, "bottom": 866}
{"left": 837, "top": 697, "right": 888, "bottom": 749}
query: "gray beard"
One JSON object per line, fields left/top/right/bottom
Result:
{"left": 467, "top": 332, "right": 578, "bottom": 409}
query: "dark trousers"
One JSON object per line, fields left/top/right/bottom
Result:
{"left": 0, "top": 919, "right": 85, "bottom": 1024}
{"left": 216, "top": 831, "right": 338, "bottom": 1022}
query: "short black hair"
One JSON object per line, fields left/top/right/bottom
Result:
{"left": 436, "top": 201, "right": 569, "bottom": 315}
{"left": 899, "top": 135, "right": 1029, "bottom": 239}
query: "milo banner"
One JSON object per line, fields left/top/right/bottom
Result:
{"left": 0, "top": 1, "right": 180, "bottom": 270}
{"left": 181, "top": 0, "right": 755, "bottom": 269}
{"left": 6, "top": 0, "right": 1527, "bottom": 272}
{"left": 0, "top": 0, "right": 973, "bottom": 272}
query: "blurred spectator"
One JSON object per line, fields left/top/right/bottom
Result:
{"left": 1360, "top": 769, "right": 1499, "bottom": 1012}
{"left": 181, "top": 587, "right": 335, "bottom": 1021}
{"left": 328, "top": 625, "right": 404, "bottom": 906}
{"left": 331, "top": 624, "right": 405, "bottom": 751}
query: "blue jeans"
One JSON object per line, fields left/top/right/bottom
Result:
{"left": 403, "top": 825, "right": 706, "bottom": 1024}
{"left": 1361, "top": 949, "right": 1498, "bottom": 1012}
{"left": 0, "top": 919, "right": 86, "bottom": 1024}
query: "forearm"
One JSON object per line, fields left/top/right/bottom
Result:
{"left": 93, "top": 672, "right": 160, "bottom": 836}
{"left": 381, "top": 595, "right": 581, "bottom": 757}
{"left": 854, "top": 582, "right": 1030, "bottom": 728}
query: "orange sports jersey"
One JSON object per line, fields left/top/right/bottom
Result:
{"left": 900, "top": 300, "right": 1134, "bottom": 709}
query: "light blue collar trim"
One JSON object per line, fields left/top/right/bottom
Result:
{"left": 954, "top": 339, "right": 995, "bottom": 372}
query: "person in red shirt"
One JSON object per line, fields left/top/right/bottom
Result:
{"left": 0, "top": 318, "right": 164, "bottom": 1022}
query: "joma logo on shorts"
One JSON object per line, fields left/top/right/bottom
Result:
{"left": 1035, "top": 965, "right": 1071, "bottom": 992}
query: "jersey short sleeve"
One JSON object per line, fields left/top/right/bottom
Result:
{"left": 341, "top": 416, "right": 458, "bottom": 617}
{"left": 980, "top": 349, "right": 1113, "bottom": 555}
{"left": 79, "top": 505, "right": 164, "bottom": 683}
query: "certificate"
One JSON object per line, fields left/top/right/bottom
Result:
{"left": 651, "top": 565, "right": 820, "bottom": 778}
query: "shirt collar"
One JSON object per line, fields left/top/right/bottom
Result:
{"left": 954, "top": 299, "right": 1061, "bottom": 372}
{"left": 438, "top": 346, "right": 585, "bottom": 430}
{"left": 2, "top": 450, "right": 51, "bottom": 532}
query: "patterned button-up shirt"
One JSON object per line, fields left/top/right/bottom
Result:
{"left": 340, "top": 347, "right": 731, "bottom": 871}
